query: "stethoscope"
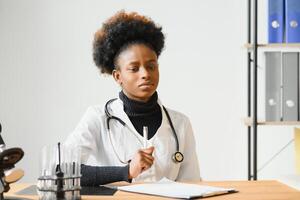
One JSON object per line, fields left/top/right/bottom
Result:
{"left": 105, "top": 98, "right": 184, "bottom": 164}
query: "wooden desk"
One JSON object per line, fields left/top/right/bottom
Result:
{"left": 5, "top": 180, "right": 300, "bottom": 200}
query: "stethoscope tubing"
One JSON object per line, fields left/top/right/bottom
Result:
{"left": 104, "top": 98, "right": 183, "bottom": 163}
{"left": 162, "top": 106, "right": 179, "bottom": 152}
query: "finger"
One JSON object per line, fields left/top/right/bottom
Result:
{"left": 141, "top": 159, "right": 154, "bottom": 171}
{"left": 138, "top": 149, "right": 154, "bottom": 158}
{"left": 140, "top": 152, "right": 155, "bottom": 161}
{"left": 141, "top": 146, "right": 155, "bottom": 154}
{"left": 141, "top": 156, "right": 154, "bottom": 166}
{"left": 135, "top": 150, "right": 154, "bottom": 163}
{"left": 139, "top": 155, "right": 154, "bottom": 168}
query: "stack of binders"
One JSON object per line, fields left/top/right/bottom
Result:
{"left": 268, "top": 0, "right": 300, "bottom": 43}
{"left": 265, "top": 52, "right": 300, "bottom": 121}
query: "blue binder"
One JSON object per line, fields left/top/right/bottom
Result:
{"left": 286, "top": 0, "right": 300, "bottom": 43}
{"left": 268, "top": 0, "right": 285, "bottom": 43}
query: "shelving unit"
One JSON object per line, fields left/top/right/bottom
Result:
{"left": 246, "top": 0, "right": 300, "bottom": 180}
{"left": 246, "top": 0, "right": 258, "bottom": 181}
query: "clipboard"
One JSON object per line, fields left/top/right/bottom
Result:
{"left": 117, "top": 177, "right": 238, "bottom": 199}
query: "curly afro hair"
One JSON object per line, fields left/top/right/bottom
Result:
{"left": 93, "top": 10, "right": 165, "bottom": 74}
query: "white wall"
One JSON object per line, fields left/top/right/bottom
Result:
{"left": 0, "top": 0, "right": 295, "bottom": 182}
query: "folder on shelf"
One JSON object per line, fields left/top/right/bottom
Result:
{"left": 268, "top": 0, "right": 285, "bottom": 43}
{"left": 282, "top": 53, "right": 299, "bottom": 121}
{"left": 265, "top": 52, "right": 282, "bottom": 121}
{"left": 285, "top": 0, "right": 300, "bottom": 43}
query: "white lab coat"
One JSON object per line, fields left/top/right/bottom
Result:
{"left": 65, "top": 98, "right": 200, "bottom": 182}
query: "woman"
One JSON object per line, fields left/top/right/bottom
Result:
{"left": 65, "top": 10, "right": 200, "bottom": 186}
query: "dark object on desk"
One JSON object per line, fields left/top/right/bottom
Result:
{"left": 16, "top": 185, "right": 117, "bottom": 196}
{"left": 0, "top": 123, "right": 25, "bottom": 200}
{"left": 81, "top": 186, "right": 117, "bottom": 195}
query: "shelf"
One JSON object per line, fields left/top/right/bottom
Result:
{"left": 244, "top": 117, "right": 300, "bottom": 126}
{"left": 245, "top": 43, "right": 300, "bottom": 48}
{"left": 245, "top": 43, "right": 300, "bottom": 52}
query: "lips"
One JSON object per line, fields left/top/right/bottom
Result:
{"left": 139, "top": 82, "right": 154, "bottom": 87}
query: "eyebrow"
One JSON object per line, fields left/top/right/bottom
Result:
{"left": 127, "top": 61, "right": 139, "bottom": 65}
{"left": 127, "top": 59, "right": 157, "bottom": 65}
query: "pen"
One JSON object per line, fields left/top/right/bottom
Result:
{"left": 143, "top": 126, "right": 148, "bottom": 149}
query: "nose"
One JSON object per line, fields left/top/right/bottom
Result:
{"left": 140, "top": 66, "right": 150, "bottom": 79}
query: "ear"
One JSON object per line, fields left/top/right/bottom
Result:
{"left": 112, "top": 69, "right": 122, "bottom": 86}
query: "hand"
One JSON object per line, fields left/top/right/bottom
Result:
{"left": 128, "top": 146, "right": 155, "bottom": 179}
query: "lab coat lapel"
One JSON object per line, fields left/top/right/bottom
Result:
{"left": 109, "top": 98, "right": 144, "bottom": 140}
{"left": 153, "top": 101, "right": 176, "bottom": 155}
{"left": 106, "top": 99, "right": 142, "bottom": 162}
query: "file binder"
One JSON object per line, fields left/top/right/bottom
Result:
{"left": 268, "top": 0, "right": 285, "bottom": 43}
{"left": 282, "top": 53, "right": 299, "bottom": 121}
{"left": 285, "top": 0, "right": 300, "bottom": 43}
{"left": 265, "top": 52, "right": 282, "bottom": 121}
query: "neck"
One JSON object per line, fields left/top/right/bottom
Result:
{"left": 118, "top": 90, "right": 162, "bottom": 139}
{"left": 119, "top": 90, "right": 159, "bottom": 117}
{"left": 122, "top": 91, "right": 151, "bottom": 103}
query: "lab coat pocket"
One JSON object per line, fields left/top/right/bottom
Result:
{"left": 153, "top": 140, "right": 180, "bottom": 180}
{"left": 155, "top": 131, "right": 176, "bottom": 157}
{"left": 154, "top": 135, "right": 174, "bottom": 165}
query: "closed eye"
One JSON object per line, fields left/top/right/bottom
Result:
{"left": 128, "top": 66, "right": 139, "bottom": 72}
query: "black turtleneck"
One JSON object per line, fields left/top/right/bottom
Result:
{"left": 119, "top": 90, "right": 162, "bottom": 139}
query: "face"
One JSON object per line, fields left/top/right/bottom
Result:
{"left": 113, "top": 43, "right": 159, "bottom": 102}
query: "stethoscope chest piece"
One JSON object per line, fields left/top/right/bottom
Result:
{"left": 172, "top": 151, "right": 184, "bottom": 163}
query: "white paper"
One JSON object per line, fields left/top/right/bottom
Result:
{"left": 117, "top": 177, "right": 237, "bottom": 199}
